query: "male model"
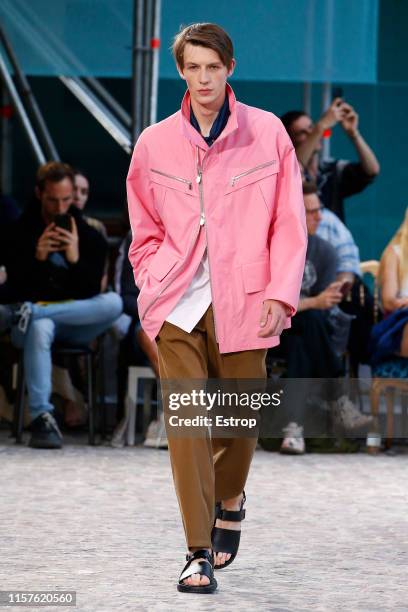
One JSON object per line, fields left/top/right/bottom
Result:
{"left": 127, "top": 23, "right": 307, "bottom": 594}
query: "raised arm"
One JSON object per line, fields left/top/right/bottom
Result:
{"left": 295, "top": 98, "right": 346, "bottom": 168}
{"left": 340, "top": 103, "right": 380, "bottom": 176}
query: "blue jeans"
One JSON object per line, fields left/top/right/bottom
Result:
{"left": 12, "top": 292, "right": 123, "bottom": 420}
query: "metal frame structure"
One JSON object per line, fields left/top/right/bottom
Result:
{"left": 0, "top": 0, "right": 161, "bottom": 173}
{"left": 131, "top": 0, "right": 161, "bottom": 145}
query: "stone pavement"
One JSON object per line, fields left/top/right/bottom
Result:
{"left": 0, "top": 431, "right": 407, "bottom": 612}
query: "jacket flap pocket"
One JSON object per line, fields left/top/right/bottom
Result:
{"left": 242, "top": 259, "right": 270, "bottom": 293}
{"left": 148, "top": 249, "right": 181, "bottom": 281}
{"left": 225, "top": 160, "right": 279, "bottom": 194}
{"left": 150, "top": 168, "right": 194, "bottom": 195}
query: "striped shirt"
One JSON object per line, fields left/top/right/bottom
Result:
{"left": 316, "top": 208, "right": 361, "bottom": 277}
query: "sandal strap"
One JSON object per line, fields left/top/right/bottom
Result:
{"left": 215, "top": 507, "right": 245, "bottom": 521}
{"left": 212, "top": 526, "right": 241, "bottom": 554}
{"left": 214, "top": 491, "right": 246, "bottom": 522}
{"left": 179, "top": 549, "right": 214, "bottom": 583}
{"left": 184, "top": 548, "right": 213, "bottom": 564}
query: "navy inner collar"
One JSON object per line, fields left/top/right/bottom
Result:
{"left": 190, "top": 93, "right": 230, "bottom": 146}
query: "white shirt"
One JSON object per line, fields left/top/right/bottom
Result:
{"left": 165, "top": 248, "right": 212, "bottom": 332}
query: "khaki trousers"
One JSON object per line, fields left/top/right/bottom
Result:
{"left": 156, "top": 305, "right": 267, "bottom": 549}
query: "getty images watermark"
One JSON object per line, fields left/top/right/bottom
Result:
{"left": 166, "top": 389, "right": 282, "bottom": 429}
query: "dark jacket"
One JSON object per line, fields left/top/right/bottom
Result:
{"left": 5, "top": 201, "right": 108, "bottom": 302}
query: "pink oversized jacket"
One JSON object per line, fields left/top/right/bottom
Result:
{"left": 127, "top": 84, "right": 307, "bottom": 353}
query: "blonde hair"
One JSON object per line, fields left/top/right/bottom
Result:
{"left": 379, "top": 207, "right": 408, "bottom": 288}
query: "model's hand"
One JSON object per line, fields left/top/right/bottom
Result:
{"left": 314, "top": 282, "right": 343, "bottom": 310}
{"left": 318, "top": 98, "right": 347, "bottom": 131}
{"left": 258, "top": 299, "right": 290, "bottom": 338}
{"left": 340, "top": 103, "right": 359, "bottom": 137}
{"left": 35, "top": 223, "right": 63, "bottom": 261}
{"left": 54, "top": 217, "right": 79, "bottom": 263}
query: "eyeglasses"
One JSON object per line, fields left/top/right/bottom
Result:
{"left": 305, "top": 205, "right": 324, "bottom": 216}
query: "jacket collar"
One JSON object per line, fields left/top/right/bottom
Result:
{"left": 179, "top": 83, "right": 239, "bottom": 150}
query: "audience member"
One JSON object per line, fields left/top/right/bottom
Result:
{"left": 269, "top": 182, "right": 371, "bottom": 454}
{"left": 313, "top": 185, "right": 376, "bottom": 371}
{"left": 0, "top": 192, "right": 21, "bottom": 303}
{"left": 281, "top": 98, "right": 380, "bottom": 222}
{"left": 114, "top": 231, "right": 166, "bottom": 447}
{"left": 1, "top": 162, "right": 122, "bottom": 449}
{"left": 370, "top": 207, "right": 408, "bottom": 366}
{"left": 117, "top": 231, "right": 159, "bottom": 376}
{"left": 72, "top": 168, "right": 108, "bottom": 239}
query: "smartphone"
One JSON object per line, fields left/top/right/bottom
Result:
{"left": 54, "top": 213, "right": 72, "bottom": 232}
{"left": 332, "top": 86, "right": 343, "bottom": 101}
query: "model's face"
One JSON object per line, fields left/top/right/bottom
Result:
{"left": 36, "top": 178, "right": 74, "bottom": 225}
{"left": 289, "top": 115, "right": 322, "bottom": 152}
{"left": 73, "top": 174, "right": 89, "bottom": 210}
{"left": 178, "top": 43, "right": 235, "bottom": 109}
{"left": 304, "top": 192, "right": 323, "bottom": 235}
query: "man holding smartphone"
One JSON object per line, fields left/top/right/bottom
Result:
{"left": 281, "top": 97, "right": 380, "bottom": 222}
{"left": 3, "top": 162, "right": 122, "bottom": 449}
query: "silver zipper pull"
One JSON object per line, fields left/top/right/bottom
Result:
{"left": 200, "top": 212, "right": 205, "bottom": 226}
{"left": 196, "top": 171, "right": 202, "bottom": 184}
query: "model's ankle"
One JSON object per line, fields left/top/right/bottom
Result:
{"left": 222, "top": 492, "right": 243, "bottom": 509}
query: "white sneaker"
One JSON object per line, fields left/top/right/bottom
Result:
{"left": 333, "top": 395, "right": 373, "bottom": 430}
{"left": 280, "top": 422, "right": 305, "bottom": 455}
{"left": 143, "top": 412, "right": 168, "bottom": 449}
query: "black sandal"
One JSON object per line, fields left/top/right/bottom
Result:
{"left": 212, "top": 491, "right": 246, "bottom": 570}
{"left": 177, "top": 548, "right": 217, "bottom": 594}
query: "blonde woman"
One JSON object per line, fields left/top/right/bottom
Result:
{"left": 370, "top": 208, "right": 408, "bottom": 364}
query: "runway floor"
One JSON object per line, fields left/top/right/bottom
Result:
{"left": 1, "top": 432, "right": 407, "bottom": 611}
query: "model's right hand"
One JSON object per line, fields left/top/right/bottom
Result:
{"left": 35, "top": 223, "right": 62, "bottom": 261}
{"left": 315, "top": 282, "right": 343, "bottom": 310}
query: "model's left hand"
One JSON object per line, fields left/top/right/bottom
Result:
{"left": 258, "top": 299, "right": 289, "bottom": 338}
{"left": 54, "top": 216, "right": 79, "bottom": 264}
{"left": 340, "top": 103, "right": 359, "bottom": 137}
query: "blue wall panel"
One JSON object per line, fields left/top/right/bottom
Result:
{"left": 0, "top": 0, "right": 378, "bottom": 82}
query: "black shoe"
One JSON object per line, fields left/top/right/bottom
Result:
{"left": 28, "top": 411, "right": 63, "bottom": 449}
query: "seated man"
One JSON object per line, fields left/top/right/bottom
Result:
{"left": 316, "top": 197, "right": 376, "bottom": 371}
{"left": 269, "top": 181, "right": 371, "bottom": 454}
{"left": 317, "top": 207, "right": 361, "bottom": 284}
{"left": 2, "top": 162, "right": 122, "bottom": 449}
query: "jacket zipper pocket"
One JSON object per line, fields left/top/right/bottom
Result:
{"left": 150, "top": 168, "right": 193, "bottom": 190}
{"left": 140, "top": 222, "right": 203, "bottom": 321}
{"left": 231, "top": 160, "right": 277, "bottom": 187}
